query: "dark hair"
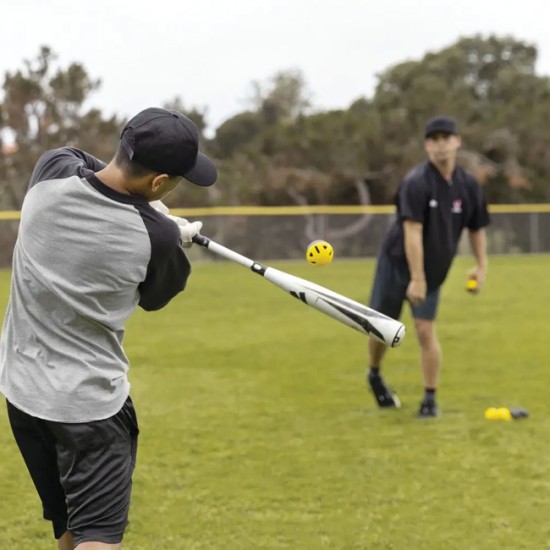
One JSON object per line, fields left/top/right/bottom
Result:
{"left": 114, "top": 145, "right": 156, "bottom": 178}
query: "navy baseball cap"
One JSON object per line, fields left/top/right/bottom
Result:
{"left": 424, "top": 115, "right": 459, "bottom": 138}
{"left": 120, "top": 107, "right": 217, "bottom": 186}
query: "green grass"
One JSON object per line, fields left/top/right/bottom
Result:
{"left": 1, "top": 255, "right": 549, "bottom": 549}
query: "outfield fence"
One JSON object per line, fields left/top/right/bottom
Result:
{"left": 1, "top": 205, "right": 550, "bottom": 266}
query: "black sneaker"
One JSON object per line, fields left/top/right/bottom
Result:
{"left": 367, "top": 372, "right": 401, "bottom": 408}
{"left": 417, "top": 399, "right": 439, "bottom": 418}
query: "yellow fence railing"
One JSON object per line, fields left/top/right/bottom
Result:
{"left": 3, "top": 204, "right": 550, "bottom": 221}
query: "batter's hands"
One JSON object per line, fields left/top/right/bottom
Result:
{"left": 167, "top": 215, "right": 203, "bottom": 248}
{"left": 148, "top": 201, "right": 203, "bottom": 248}
{"left": 407, "top": 279, "right": 427, "bottom": 306}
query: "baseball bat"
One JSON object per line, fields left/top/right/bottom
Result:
{"left": 192, "top": 235, "right": 406, "bottom": 348}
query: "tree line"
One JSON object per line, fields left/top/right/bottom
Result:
{"left": 0, "top": 35, "right": 550, "bottom": 216}
{"left": 1, "top": 35, "right": 549, "bottom": 215}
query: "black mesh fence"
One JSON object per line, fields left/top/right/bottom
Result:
{"left": 195, "top": 212, "right": 550, "bottom": 261}
{"left": 2, "top": 212, "right": 550, "bottom": 268}
{"left": 484, "top": 212, "right": 550, "bottom": 254}
{"left": 0, "top": 220, "right": 18, "bottom": 268}
{"left": 194, "top": 213, "right": 393, "bottom": 260}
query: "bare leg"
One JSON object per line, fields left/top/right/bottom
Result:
{"left": 75, "top": 542, "right": 121, "bottom": 549}
{"left": 367, "top": 337, "right": 400, "bottom": 407}
{"left": 58, "top": 532, "right": 73, "bottom": 550}
{"left": 414, "top": 319, "right": 441, "bottom": 389}
{"left": 368, "top": 337, "right": 388, "bottom": 369}
{"left": 58, "top": 530, "right": 122, "bottom": 549}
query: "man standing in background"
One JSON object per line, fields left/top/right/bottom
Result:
{"left": 366, "top": 115, "right": 490, "bottom": 417}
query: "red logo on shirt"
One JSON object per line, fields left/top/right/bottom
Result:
{"left": 452, "top": 200, "right": 462, "bottom": 213}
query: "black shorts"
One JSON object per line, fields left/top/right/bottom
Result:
{"left": 6, "top": 396, "right": 139, "bottom": 546}
{"left": 369, "top": 253, "right": 440, "bottom": 321}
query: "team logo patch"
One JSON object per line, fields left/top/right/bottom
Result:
{"left": 452, "top": 199, "right": 462, "bottom": 213}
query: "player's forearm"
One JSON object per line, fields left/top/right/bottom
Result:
{"left": 403, "top": 221, "right": 425, "bottom": 281}
{"left": 149, "top": 200, "right": 169, "bottom": 214}
{"left": 468, "top": 229, "right": 488, "bottom": 269}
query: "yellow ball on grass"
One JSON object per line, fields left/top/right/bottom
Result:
{"left": 484, "top": 407, "right": 499, "bottom": 420}
{"left": 484, "top": 407, "right": 512, "bottom": 420}
{"left": 496, "top": 407, "right": 512, "bottom": 421}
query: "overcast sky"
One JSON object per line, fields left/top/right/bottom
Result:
{"left": 2, "top": 0, "right": 550, "bottom": 134}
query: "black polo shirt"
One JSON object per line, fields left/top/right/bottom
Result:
{"left": 381, "top": 161, "right": 490, "bottom": 290}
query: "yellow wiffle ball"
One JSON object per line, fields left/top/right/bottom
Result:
{"left": 466, "top": 279, "right": 478, "bottom": 292}
{"left": 484, "top": 407, "right": 499, "bottom": 420}
{"left": 484, "top": 407, "right": 512, "bottom": 420}
{"left": 306, "top": 240, "right": 334, "bottom": 266}
{"left": 496, "top": 407, "right": 512, "bottom": 421}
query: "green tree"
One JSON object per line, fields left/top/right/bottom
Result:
{"left": 163, "top": 96, "right": 209, "bottom": 139}
{"left": 214, "top": 111, "right": 264, "bottom": 159}
{"left": 1, "top": 46, "right": 120, "bottom": 207}
{"left": 249, "top": 68, "right": 311, "bottom": 125}
{"left": 371, "top": 34, "right": 550, "bottom": 202}
{"left": 0, "top": 46, "right": 121, "bottom": 265}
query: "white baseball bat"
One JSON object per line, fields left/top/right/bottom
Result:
{"left": 192, "top": 235, "right": 405, "bottom": 347}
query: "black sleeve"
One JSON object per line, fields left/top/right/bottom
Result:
{"left": 397, "top": 173, "right": 428, "bottom": 224}
{"left": 29, "top": 147, "right": 106, "bottom": 190}
{"left": 135, "top": 205, "right": 191, "bottom": 311}
{"left": 466, "top": 177, "right": 491, "bottom": 230}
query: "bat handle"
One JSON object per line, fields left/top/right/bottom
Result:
{"left": 192, "top": 234, "right": 210, "bottom": 247}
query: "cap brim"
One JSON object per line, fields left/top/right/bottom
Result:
{"left": 425, "top": 129, "right": 457, "bottom": 138}
{"left": 183, "top": 152, "right": 218, "bottom": 187}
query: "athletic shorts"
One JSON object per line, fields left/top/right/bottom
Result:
{"left": 6, "top": 396, "right": 139, "bottom": 546}
{"left": 369, "top": 253, "right": 440, "bottom": 321}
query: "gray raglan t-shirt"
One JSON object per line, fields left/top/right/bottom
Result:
{"left": 0, "top": 147, "right": 190, "bottom": 422}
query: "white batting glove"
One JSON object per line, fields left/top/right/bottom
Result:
{"left": 167, "top": 215, "right": 203, "bottom": 248}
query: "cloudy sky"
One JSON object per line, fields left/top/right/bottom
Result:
{"left": 2, "top": 0, "right": 549, "bottom": 134}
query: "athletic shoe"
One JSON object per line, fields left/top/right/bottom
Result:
{"left": 367, "top": 372, "right": 401, "bottom": 408}
{"left": 417, "top": 399, "right": 439, "bottom": 418}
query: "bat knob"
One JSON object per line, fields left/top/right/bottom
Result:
{"left": 192, "top": 234, "right": 210, "bottom": 247}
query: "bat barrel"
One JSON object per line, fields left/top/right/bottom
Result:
{"left": 193, "top": 235, "right": 406, "bottom": 347}
{"left": 264, "top": 267, "right": 406, "bottom": 347}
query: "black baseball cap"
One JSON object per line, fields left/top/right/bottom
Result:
{"left": 424, "top": 115, "right": 459, "bottom": 138}
{"left": 120, "top": 107, "right": 217, "bottom": 186}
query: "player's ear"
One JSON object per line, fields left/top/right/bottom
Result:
{"left": 151, "top": 173, "right": 169, "bottom": 192}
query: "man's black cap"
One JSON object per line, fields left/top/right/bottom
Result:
{"left": 424, "top": 115, "right": 459, "bottom": 138}
{"left": 120, "top": 107, "right": 217, "bottom": 186}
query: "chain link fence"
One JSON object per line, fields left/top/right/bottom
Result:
{"left": 2, "top": 209, "right": 550, "bottom": 268}
{"left": 186, "top": 210, "right": 550, "bottom": 261}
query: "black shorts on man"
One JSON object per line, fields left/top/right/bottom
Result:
{"left": 6, "top": 396, "right": 139, "bottom": 545}
{"left": 369, "top": 253, "right": 440, "bottom": 321}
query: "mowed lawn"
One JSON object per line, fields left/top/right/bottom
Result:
{"left": 0, "top": 255, "right": 549, "bottom": 549}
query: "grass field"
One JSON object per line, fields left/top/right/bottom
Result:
{"left": 0, "top": 255, "right": 549, "bottom": 549}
